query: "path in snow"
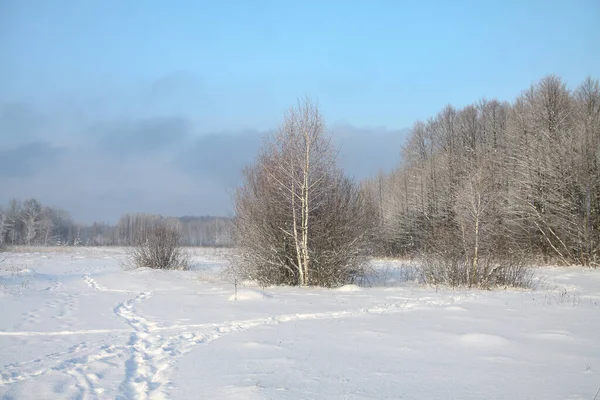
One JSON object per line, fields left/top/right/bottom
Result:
{"left": 1, "top": 269, "right": 466, "bottom": 400}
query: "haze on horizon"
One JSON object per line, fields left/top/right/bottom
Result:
{"left": 1, "top": 0, "right": 598, "bottom": 223}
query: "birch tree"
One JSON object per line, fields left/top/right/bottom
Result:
{"left": 0, "top": 207, "right": 6, "bottom": 248}
{"left": 21, "top": 198, "right": 43, "bottom": 245}
{"left": 5, "top": 199, "right": 22, "bottom": 245}
{"left": 232, "top": 98, "right": 375, "bottom": 287}
{"left": 573, "top": 77, "right": 600, "bottom": 266}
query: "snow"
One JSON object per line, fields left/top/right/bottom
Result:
{"left": 228, "top": 289, "right": 272, "bottom": 301}
{"left": 336, "top": 284, "right": 363, "bottom": 292}
{"left": 1, "top": 248, "right": 599, "bottom": 399}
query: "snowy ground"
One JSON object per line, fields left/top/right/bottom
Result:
{"left": 0, "top": 248, "right": 599, "bottom": 400}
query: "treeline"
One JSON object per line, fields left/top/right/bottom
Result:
{"left": 0, "top": 199, "right": 233, "bottom": 247}
{"left": 116, "top": 214, "right": 232, "bottom": 247}
{"left": 365, "top": 75, "right": 600, "bottom": 267}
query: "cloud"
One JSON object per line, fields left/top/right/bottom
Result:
{"left": 330, "top": 123, "right": 410, "bottom": 179}
{"left": 179, "top": 130, "right": 262, "bottom": 185}
{"left": 0, "top": 142, "right": 63, "bottom": 177}
{"left": 0, "top": 100, "right": 409, "bottom": 223}
{"left": 0, "top": 102, "right": 48, "bottom": 146}
{"left": 93, "top": 117, "right": 191, "bottom": 158}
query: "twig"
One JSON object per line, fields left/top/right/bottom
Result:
{"left": 593, "top": 385, "right": 600, "bottom": 400}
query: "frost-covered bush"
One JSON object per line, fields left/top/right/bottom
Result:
{"left": 128, "top": 224, "right": 190, "bottom": 271}
{"left": 420, "top": 253, "right": 533, "bottom": 289}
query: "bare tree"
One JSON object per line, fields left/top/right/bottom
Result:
{"left": 573, "top": 77, "right": 600, "bottom": 266}
{"left": 232, "top": 98, "right": 376, "bottom": 287}
{"left": 5, "top": 199, "right": 22, "bottom": 245}
{"left": 0, "top": 207, "right": 6, "bottom": 249}
{"left": 21, "top": 198, "right": 44, "bottom": 245}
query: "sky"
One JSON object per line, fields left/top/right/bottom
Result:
{"left": 1, "top": 0, "right": 599, "bottom": 223}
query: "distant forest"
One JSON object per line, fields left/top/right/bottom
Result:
{"left": 0, "top": 199, "right": 232, "bottom": 247}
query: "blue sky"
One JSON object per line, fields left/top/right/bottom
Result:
{"left": 0, "top": 0, "right": 599, "bottom": 221}
{"left": 3, "top": 0, "right": 598, "bottom": 129}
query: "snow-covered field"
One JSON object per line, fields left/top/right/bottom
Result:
{"left": 0, "top": 248, "right": 599, "bottom": 400}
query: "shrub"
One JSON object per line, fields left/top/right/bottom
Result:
{"left": 420, "top": 253, "right": 534, "bottom": 289}
{"left": 128, "top": 224, "right": 190, "bottom": 270}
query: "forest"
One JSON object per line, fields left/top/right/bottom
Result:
{"left": 0, "top": 200, "right": 232, "bottom": 247}
{"left": 365, "top": 75, "right": 600, "bottom": 269}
